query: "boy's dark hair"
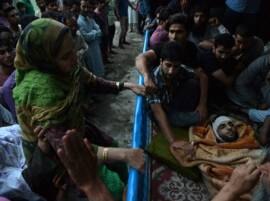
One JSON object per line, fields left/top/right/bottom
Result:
{"left": 235, "top": 24, "right": 254, "bottom": 38}
{"left": 158, "top": 8, "right": 170, "bottom": 22}
{"left": 160, "top": 41, "right": 183, "bottom": 63}
{"left": 214, "top": 33, "right": 235, "bottom": 49}
{"left": 166, "top": 13, "right": 189, "bottom": 32}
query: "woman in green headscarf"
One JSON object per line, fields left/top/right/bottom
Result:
{"left": 13, "top": 18, "right": 145, "bottom": 201}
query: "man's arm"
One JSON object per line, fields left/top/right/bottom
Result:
{"left": 135, "top": 50, "right": 158, "bottom": 93}
{"left": 135, "top": 50, "right": 157, "bottom": 77}
{"left": 150, "top": 103, "right": 176, "bottom": 144}
{"left": 194, "top": 68, "right": 208, "bottom": 121}
{"left": 212, "top": 69, "right": 234, "bottom": 87}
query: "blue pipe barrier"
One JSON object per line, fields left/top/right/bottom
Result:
{"left": 126, "top": 30, "right": 151, "bottom": 201}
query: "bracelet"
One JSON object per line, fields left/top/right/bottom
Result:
{"left": 119, "top": 81, "right": 125, "bottom": 91}
{"left": 102, "top": 148, "right": 109, "bottom": 161}
{"left": 116, "top": 81, "right": 120, "bottom": 90}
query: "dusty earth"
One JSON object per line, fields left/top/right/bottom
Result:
{"left": 91, "top": 22, "right": 143, "bottom": 147}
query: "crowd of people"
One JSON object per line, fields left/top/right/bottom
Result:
{"left": 1, "top": 0, "right": 270, "bottom": 201}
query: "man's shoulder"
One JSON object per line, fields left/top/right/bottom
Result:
{"left": 198, "top": 49, "right": 216, "bottom": 62}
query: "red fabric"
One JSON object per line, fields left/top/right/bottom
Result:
{"left": 151, "top": 160, "right": 209, "bottom": 201}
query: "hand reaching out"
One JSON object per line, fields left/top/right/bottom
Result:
{"left": 125, "top": 148, "right": 145, "bottom": 172}
{"left": 171, "top": 140, "right": 195, "bottom": 157}
{"left": 57, "top": 129, "right": 98, "bottom": 193}
{"left": 211, "top": 162, "right": 261, "bottom": 201}
{"left": 35, "top": 126, "right": 51, "bottom": 154}
{"left": 125, "top": 82, "right": 146, "bottom": 96}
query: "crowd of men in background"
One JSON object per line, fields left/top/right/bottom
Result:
{"left": 1, "top": 0, "right": 270, "bottom": 200}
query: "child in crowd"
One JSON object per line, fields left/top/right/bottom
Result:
{"left": 64, "top": 14, "right": 88, "bottom": 67}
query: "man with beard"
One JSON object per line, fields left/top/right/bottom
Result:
{"left": 188, "top": 4, "right": 211, "bottom": 47}
{"left": 136, "top": 13, "right": 208, "bottom": 122}
{"left": 233, "top": 24, "right": 264, "bottom": 72}
{"left": 212, "top": 116, "right": 239, "bottom": 143}
{"left": 147, "top": 42, "right": 201, "bottom": 146}
{"left": 198, "top": 33, "right": 237, "bottom": 103}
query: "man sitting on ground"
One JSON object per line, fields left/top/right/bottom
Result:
{"left": 233, "top": 24, "right": 264, "bottom": 72}
{"left": 198, "top": 33, "right": 237, "bottom": 103}
{"left": 147, "top": 41, "right": 201, "bottom": 148}
{"left": 228, "top": 54, "right": 270, "bottom": 108}
{"left": 227, "top": 54, "right": 270, "bottom": 145}
{"left": 136, "top": 13, "right": 208, "bottom": 122}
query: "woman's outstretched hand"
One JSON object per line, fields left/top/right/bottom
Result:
{"left": 57, "top": 129, "right": 98, "bottom": 192}
{"left": 124, "top": 82, "right": 146, "bottom": 96}
{"left": 125, "top": 148, "right": 145, "bottom": 172}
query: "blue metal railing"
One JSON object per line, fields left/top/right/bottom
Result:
{"left": 126, "top": 30, "right": 151, "bottom": 201}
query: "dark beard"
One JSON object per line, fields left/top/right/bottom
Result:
{"left": 218, "top": 133, "right": 239, "bottom": 143}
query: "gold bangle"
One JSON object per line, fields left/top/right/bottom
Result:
{"left": 102, "top": 148, "right": 109, "bottom": 161}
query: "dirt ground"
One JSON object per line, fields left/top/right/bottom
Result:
{"left": 90, "top": 22, "right": 143, "bottom": 147}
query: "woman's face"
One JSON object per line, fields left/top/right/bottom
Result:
{"left": 217, "top": 121, "right": 238, "bottom": 142}
{"left": 55, "top": 32, "right": 77, "bottom": 74}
